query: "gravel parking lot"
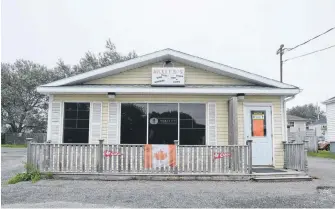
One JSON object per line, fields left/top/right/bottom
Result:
{"left": 1, "top": 148, "right": 335, "bottom": 208}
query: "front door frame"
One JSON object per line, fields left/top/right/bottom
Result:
{"left": 243, "top": 102, "right": 274, "bottom": 166}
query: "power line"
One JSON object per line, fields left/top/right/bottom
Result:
{"left": 283, "top": 44, "right": 335, "bottom": 62}
{"left": 285, "top": 27, "right": 335, "bottom": 52}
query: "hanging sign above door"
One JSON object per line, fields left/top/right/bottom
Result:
{"left": 152, "top": 67, "right": 185, "bottom": 86}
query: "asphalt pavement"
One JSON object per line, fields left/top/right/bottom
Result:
{"left": 1, "top": 148, "right": 335, "bottom": 208}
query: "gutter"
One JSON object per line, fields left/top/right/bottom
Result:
{"left": 283, "top": 95, "right": 295, "bottom": 142}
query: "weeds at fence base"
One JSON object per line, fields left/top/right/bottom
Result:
{"left": 7, "top": 163, "right": 53, "bottom": 184}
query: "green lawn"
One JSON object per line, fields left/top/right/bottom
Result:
{"left": 308, "top": 151, "right": 335, "bottom": 160}
{"left": 1, "top": 144, "right": 27, "bottom": 148}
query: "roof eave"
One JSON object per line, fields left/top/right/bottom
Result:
{"left": 37, "top": 86, "right": 300, "bottom": 96}
{"left": 40, "top": 49, "right": 298, "bottom": 89}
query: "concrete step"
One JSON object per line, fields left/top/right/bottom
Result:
{"left": 251, "top": 176, "right": 313, "bottom": 182}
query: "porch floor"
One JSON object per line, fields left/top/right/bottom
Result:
{"left": 49, "top": 168, "right": 310, "bottom": 182}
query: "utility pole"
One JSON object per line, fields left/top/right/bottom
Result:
{"left": 276, "top": 44, "right": 285, "bottom": 82}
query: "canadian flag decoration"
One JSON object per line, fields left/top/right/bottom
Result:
{"left": 144, "top": 144, "right": 176, "bottom": 169}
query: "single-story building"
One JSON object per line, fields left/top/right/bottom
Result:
{"left": 287, "top": 115, "right": 309, "bottom": 133}
{"left": 308, "top": 118, "right": 327, "bottom": 140}
{"left": 323, "top": 96, "right": 335, "bottom": 152}
{"left": 37, "top": 49, "right": 301, "bottom": 168}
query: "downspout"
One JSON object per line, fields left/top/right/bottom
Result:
{"left": 283, "top": 96, "right": 295, "bottom": 142}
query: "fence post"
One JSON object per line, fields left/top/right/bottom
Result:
{"left": 26, "top": 138, "right": 33, "bottom": 172}
{"left": 303, "top": 140, "right": 308, "bottom": 172}
{"left": 98, "top": 139, "right": 104, "bottom": 173}
{"left": 174, "top": 140, "right": 178, "bottom": 174}
{"left": 282, "top": 141, "right": 287, "bottom": 169}
{"left": 246, "top": 140, "right": 253, "bottom": 174}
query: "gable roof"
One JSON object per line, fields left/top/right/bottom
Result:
{"left": 323, "top": 96, "right": 335, "bottom": 105}
{"left": 287, "top": 115, "right": 309, "bottom": 122}
{"left": 310, "top": 118, "right": 327, "bottom": 125}
{"left": 41, "top": 48, "right": 299, "bottom": 89}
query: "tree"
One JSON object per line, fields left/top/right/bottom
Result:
{"left": 73, "top": 39, "right": 137, "bottom": 74}
{"left": 1, "top": 60, "right": 53, "bottom": 133}
{"left": 1, "top": 40, "right": 137, "bottom": 133}
{"left": 287, "top": 103, "right": 326, "bottom": 122}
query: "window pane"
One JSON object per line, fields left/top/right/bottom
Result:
{"left": 63, "top": 102, "right": 90, "bottom": 143}
{"left": 78, "top": 110, "right": 89, "bottom": 119}
{"left": 78, "top": 103, "right": 90, "bottom": 111}
{"left": 121, "top": 103, "right": 147, "bottom": 144}
{"left": 64, "top": 129, "right": 89, "bottom": 143}
{"left": 65, "top": 103, "right": 77, "bottom": 111}
{"left": 77, "top": 120, "right": 89, "bottom": 129}
{"left": 251, "top": 111, "right": 266, "bottom": 137}
{"left": 179, "top": 103, "right": 206, "bottom": 145}
{"left": 64, "top": 120, "right": 77, "bottom": 128}
{"left": 149, "top": 103, "right": 178, "bottom": 144}
{"left": 64, "top": 110, "right": 77, "bottom": 119}
{"left": 180, "top": 119, "right": 192, "bottom": 128}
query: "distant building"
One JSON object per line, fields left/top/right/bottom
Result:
{"left": 323, "top": 96, "right": 335, "bottom": 152}
{"left": 287, "top": 115, "right": 309, "bottom": 133}
{"left": 308, "top": 118, "right": 327, "bottom": 140}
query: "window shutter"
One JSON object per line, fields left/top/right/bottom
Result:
{"left": 107, "top": 102, "right": 119, "bottom": 144}
{"left": 90, "top": 102, "right": 102, "bottom": 144}
{"left": 50, "top": 102, "right": 62, "bottom": 143}
{"left": 207, "top": 102, "right": 217, "bottom": 145}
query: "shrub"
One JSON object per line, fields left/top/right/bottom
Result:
{"left": 7, "top": 163, "right": 53, "bottom": 184}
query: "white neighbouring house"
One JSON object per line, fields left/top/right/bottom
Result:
{"left": 323, "top": 96, "right": 335, "bottom": 152}
{"left": 287, "top": 115, "right": 309, "bottom": 133}
{"left": 308, "top": 118, "right": 327, "bottom": 140}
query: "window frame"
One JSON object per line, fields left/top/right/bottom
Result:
{"left": 120, "top": 102, "right": 207, "bottom": 145}
{"left": 62, "top": 101, "right": 91, "bottom": 144}
{"left": 289, "top": 121, "right": 295, "bottom": 127}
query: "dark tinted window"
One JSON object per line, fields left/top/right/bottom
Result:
{"left": 148, "top": 103, "right": 178, "bottom": 144}
{"left": 63, "top": 103, "right": 90, "bottom": 143}
{"left": 121, "top": 103, "right": 147, "bottom": 144}
{"left": 179, "top": 104, "right": 206, "bottom": 145}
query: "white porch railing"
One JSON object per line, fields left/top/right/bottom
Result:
{"left": 26, "top": 140, "right": 253, "bottom": 174}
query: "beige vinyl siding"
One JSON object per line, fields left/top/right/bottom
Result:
{"left": 53, "top": 94, "right": 230, "bottom": 146}
{"left": 53, "top": 94, "right": 284, "bottom": 168}
{"left": 237, "top": 96, "right": 284, "bottom": 168}
{"left": 84, "top": 62, "right": 253, "bottom": 85}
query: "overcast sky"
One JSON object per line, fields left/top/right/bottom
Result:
{"left": 2, "top": 0, "right": 335, "bottom": 109}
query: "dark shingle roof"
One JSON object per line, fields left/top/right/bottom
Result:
{"left": 287, "top": 115, "right": 309, "bottom": 121}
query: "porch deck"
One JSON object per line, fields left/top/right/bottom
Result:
{"left": 27, "top": 140, "right": 310, "bottom": 181}
{"left": 49, "top": 168, "right": 310, "bottom": 181}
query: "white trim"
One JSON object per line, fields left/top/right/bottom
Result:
{"left": 117, "top": 102, "right": 121, "bottom": 144}
{"left": 47, "top": 95, "right": 53, "bottom": 142}
{"left": 40, "top": 49, "right": 297, "bottom": 89}
{"left": 243, "top": 102, "right": 273, "bottom": 107}
{"left": 37, "top": 86, "right": 300, "bottom": 96}
{"left": 323, "top": 97, "right": 335, "bottom": 104}
{"left": 60, "top": 102, "right": 64, "bottom": 143}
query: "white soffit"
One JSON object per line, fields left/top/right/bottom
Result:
{"left": 37, "top": 85, "right": 300, "bottom": 96}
